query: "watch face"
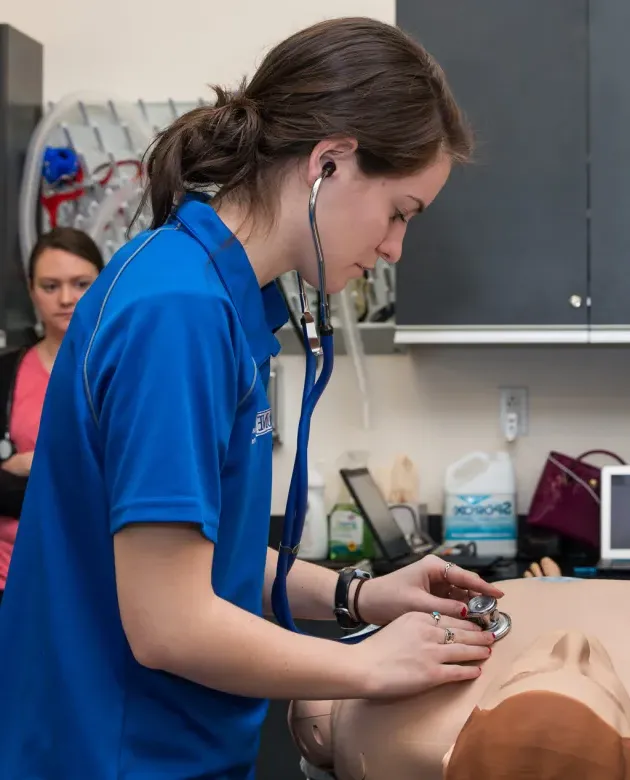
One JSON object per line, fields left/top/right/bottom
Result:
{"left": 335, "top": 608, "right": 359, "bottom": 629}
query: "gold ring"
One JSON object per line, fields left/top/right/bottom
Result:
{"left": 444, "top": 562, "right": 455, "bottom": 581}
{"left": 443, "top": 628, "right": 455, "bottom": 644}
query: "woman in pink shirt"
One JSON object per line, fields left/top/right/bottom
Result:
{"left": 0, "top": 227, "right": 103, "bottom": 602}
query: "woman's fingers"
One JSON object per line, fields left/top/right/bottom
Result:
{"left": 436, "top": 663, "right": 483, "bottom": 684}
{"left": 436, "top": 615, "right": 482, "bottom": 633}
{"left": 425, "top": 596, "right": 472, "bottom": 620}
{"left": 455, "top": 628, "right": 495, "bottom": 646}
{"left": 437, "top": 640, "right": 493, "bottom": 664}
{"left": 432, "top": 620, "right": 496, "bottom": 647}
{"left": 448, "top": 586, "right": 470, "bottom": 603}
{"left": 445, "top": 564, "right": 504, "bottom": 598}
{"left": 430, "top": 624, "right": 494, "bottom": 648}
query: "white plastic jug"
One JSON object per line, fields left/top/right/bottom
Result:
{"left": 443, "top": 451, "right": 517, "bottom": 557}
{"left": 297, "top": 468, "right": 329, "bottom": 561}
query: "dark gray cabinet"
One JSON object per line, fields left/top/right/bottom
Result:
{"left": 0, "top": 25, "right": 42, "bottom": 348}
{"left": 394, "top": 1, "right": 627, "bottom": 340}
{"left": 588, "top": 0, "right": 630, "bottom": 331}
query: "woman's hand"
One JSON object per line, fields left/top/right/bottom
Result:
{"left": 355, "top": 610, "right": 494, "bottom": 699}
{"left": 1, "top": 451, "right": 34, "bottom": 478}
{"left": 356, "top": 554, "right": 505, "bottom": 626}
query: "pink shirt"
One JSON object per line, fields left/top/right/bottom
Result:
{"left": 0, "top": 347, "right": 49, "bottom": 587}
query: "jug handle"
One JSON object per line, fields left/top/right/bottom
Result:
{"left": 447, "top": 451, "right": 490, "bottom": 479}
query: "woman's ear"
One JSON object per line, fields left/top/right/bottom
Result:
{"left": 306, "top": 136, "right": 359, "bottom": 185}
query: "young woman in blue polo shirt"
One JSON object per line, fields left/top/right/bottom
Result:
{"left": 0, "top": 16, "right": 501, "bottom": 780}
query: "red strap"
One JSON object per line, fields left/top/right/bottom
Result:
{"left": 577, "top": 449, "right": 626, "bottom": 465}
{"left": 40, "top": 167, "right": 86, "bottom": 228}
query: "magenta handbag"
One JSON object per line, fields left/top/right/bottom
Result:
{"left": 527, "top": 449, "right": 626, "bottom": 548}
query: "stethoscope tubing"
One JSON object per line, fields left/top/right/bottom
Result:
{"left": 271, "top": 163, "right": 376, "bottom": 644}
{"left": 272, "top": 330, "right": 333, "bottom": 633}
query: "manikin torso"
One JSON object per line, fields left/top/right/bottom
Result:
{"left": 289, "top": 578, "right": 630, "bottom": 780}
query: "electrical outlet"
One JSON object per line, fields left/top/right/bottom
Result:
{"left": 499, "top": 387, "right": 528, "bottom": 438}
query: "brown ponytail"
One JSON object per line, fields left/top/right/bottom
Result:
{"left": 139, "top": 81, "right": 264, "bottom": 229}
{"left": 137, "top": 17, "right": 472, "bottom": 230}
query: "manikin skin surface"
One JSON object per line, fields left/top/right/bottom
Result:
{"left": 289, "top": 577, "right": 630, "bottom": 780}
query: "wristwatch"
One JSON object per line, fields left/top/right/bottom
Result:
{"left": 334, "top": 567, "right": 372, "bottom": 630}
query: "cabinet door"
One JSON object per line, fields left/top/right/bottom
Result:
{"left": 0, "top": 26, "right": 42, "bottom": 347}
{"left": 588, "top": 0, "right": 630, "bottom": 333}
{"left": 395, "top": 2, "right": 589, "bottom": 335}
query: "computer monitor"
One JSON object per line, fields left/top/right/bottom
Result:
{"left": 339, "top": 467, "right": 421, "bottom": 561}
{"left": 600, "top": 465, "right": 630, "bottom": 559}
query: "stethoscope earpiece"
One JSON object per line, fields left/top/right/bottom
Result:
{"left": 466, "top": 595, "right": 512, "bottom": 641}
{"left": 322, "top": 160, "right": 336, "bottom": 177}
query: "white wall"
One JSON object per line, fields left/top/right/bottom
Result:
{"left": 4, "top": 2, "right": 629, "bottom": 518}
{"left": 273, "top": 347, "right": 630, "bottom": 515}
{"left": 3, "top": 1, "right": 395, "bottom": 101}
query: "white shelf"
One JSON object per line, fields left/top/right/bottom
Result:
{"left": 276, "top": 321, "right": 399, "bottom": 355}
{"left": 394, "top": 327, "right": 590, "bottom": 345}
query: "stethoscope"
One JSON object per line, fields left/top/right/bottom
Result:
{"left": 466, "top": 595, "right": 511, "bottom": 640}
{"left": 270, "top": 160, "right": 339, "bottom": 635}
{"left": 268, "top": 163, "right": 513, "bottom": 645}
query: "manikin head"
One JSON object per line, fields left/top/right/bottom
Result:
{"left": 443, "top": 630, "right": 630, "bottom": 779}
{"left": 140, "top": 17, "right": 471, "bottom": 292}
{"left": 288, "top": 699, "right": 334, "bottom": 769}
{"left": 28, "top": 227, "right": 104, "bottom": 341}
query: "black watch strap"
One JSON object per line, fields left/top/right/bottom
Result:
{"left": 334, "top": 567, "right": 371, "bottom": 630}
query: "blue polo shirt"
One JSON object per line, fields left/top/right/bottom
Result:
{"left": 0, "top": 195, "right": 288, "bottom": 779}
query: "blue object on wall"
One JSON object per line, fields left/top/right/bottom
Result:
{"left": 42, "top": 147, "right": 80, "bottom": 186}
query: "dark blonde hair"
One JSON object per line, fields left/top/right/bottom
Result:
{"left": 139, "top": 16, "right": 472, "bottom": 229}
{"left": 28, "top": 227, "right": 104, "bottom": 284}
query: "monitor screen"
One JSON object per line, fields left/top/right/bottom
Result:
{"left": 340, "top": 468, "right": 410, "bottom": 560}
{"left": 610, "top": 473, "right": 630, "bottom": 550}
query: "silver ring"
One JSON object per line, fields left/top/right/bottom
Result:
{"left": 444, "top": 562, "right": 455, "bottom": 581}
{"left": 443, "top": 628, "right": 456, "bottom": 644}
{"left": 431, "top": 611, "right": 441, "bottom": 625}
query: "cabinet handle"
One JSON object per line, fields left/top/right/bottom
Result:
{"left": 569, "top": 295, "right": 582, "bottom": 308}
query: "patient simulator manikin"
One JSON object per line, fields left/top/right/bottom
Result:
{"left": 289, "top": 571, "right": 630, "bottom": 780}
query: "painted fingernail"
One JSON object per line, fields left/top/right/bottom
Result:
{"left": 492, "top": 632, "right": 497, "bottom": 640}
{"left": 460, "top": 606, "right": 468, "bottom": 617}
{"left": 488, "top": 647, "right": 492, "bottom": 655}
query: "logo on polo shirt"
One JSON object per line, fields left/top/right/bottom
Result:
{"left": 252, "top": 408, "right": 273, "bottom": 443}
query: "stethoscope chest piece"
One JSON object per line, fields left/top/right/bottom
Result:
{"left": 466, "top": 595, "right": 511, "bottom": 641}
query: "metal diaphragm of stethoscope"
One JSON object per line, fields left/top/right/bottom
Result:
{"left": 466, "top": 595, "right": 512, "bottom": 641}
{"left": 270, "top": 160, "right": 337, "bottom": 634}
